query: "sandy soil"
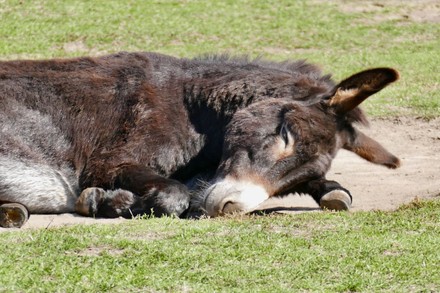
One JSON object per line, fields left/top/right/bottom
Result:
{"left": 1, "top": 117, "right": 439, "bottom": 232}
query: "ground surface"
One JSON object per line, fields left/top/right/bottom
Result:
{"left": 2, "top": 117, "right": 439, "bottom": 231}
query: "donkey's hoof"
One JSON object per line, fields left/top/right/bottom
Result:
{"left": 0, "top": 203, "right": 29, "bottom": 228}
{"left": 75, "top": 187, "right": 106, "bottom": 216}
{"left": 320, "top": 190, "right": 351, "bottom": 211}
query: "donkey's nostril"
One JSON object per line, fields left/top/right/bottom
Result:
{"left": 221, "top": 201, "right": 244, "bottom": 214}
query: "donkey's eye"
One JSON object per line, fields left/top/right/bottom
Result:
{"left": 280, "top": 124, "right": 290, "bottom": 145}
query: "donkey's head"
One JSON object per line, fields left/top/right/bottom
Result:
{"left": 200, "top": 67, "right": 400, "bottom": 217}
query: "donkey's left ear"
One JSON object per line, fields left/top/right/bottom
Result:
{"left": 328, "top": 68, "right": 399, "bottom": 115}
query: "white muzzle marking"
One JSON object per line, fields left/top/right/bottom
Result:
{"left": 202, "top": 178, "right": 269, "bottom": 217}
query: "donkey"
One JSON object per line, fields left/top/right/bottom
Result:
{"left": 0, "top": 52, "right": 399, "bottom": 227}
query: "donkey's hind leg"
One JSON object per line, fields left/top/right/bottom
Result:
{"left": 0, "top": 157, "right": 79, "bottom": 214}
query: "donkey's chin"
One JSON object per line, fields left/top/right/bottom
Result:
{"left": 201, "top": 178, "right": 270, "bottom": 217}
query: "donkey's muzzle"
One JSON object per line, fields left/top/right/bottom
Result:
{"left": 202, "top": 178, "right": 269, "bottom": 217}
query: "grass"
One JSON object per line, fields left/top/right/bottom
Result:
{"left": 0, "top": 0, "right": 439, "bottom": 117}
{"left": 1, "top": 199, "right": 439, "bottom": 292}
{"left": 1, "top": 0, "right": 439, "bottom": 291}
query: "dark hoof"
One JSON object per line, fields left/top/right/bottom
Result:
{"left": 320, "top": 190, "right": 352, "bottom": 211}
{"left": 0, "top": 203, "right": 29, "bottom": 228}
{"left": 75, "top": 187, "right": 106, "bottom": 216}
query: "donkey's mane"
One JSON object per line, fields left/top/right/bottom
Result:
{"left": 193, "top": 54, "right": 368, "bottom": 126}
{"left": 193, "top": 54, "right": 333, "bottom": 83}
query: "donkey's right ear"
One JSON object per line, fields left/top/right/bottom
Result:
{"left": 328, "top": 68, "right": 399, "bottom": 115}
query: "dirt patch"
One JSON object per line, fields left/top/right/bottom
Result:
{"left": 1, "top": 117, "right": 439, "bottom": 231}
{"left": 63, "top": 40, "right": 89, "bottom": 54}
{"left": 124, "top": 231, "right": 177, "bottom": 242}
{"left": 69, "top": 246, "right": 125, "bottom": 257}
{"left": 263, "top": 47, "right": 319, "bottom": 56}
{"left": 324, "top": 0, "right": 440, "bottom": 24}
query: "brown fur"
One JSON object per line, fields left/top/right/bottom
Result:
{"left": 0, "top": 52, "right": 399, "bottom": 220}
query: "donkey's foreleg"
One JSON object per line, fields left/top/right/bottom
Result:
{"left": 76, "top": 165, "right": 190, "bottom": 218}
{"left": 75, "top": 187, "right": 140, "bottom": 218}
{"left": 291, "top": 178, "right": 352, "bottom": 211}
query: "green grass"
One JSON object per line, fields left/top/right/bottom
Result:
{"left": 1, "top": 1, "right": 439, "bottom": 291}
{"left": 1, "top": 0, "right": 439, "bottom": 117}
{"left": 1, "top": 199, "right": 439, "bottom": 292}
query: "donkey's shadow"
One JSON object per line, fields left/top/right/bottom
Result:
{"left": 250, "top": 206, "right": 321, "bottom": 216}
{"left": 184, "top": 206, "right": 320, "bottom": 219}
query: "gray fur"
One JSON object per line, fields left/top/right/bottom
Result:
{"left": 0, "top": 157, "right": 78, "bottom": 213}
{"left": 0, "top": 100, "right": 79, "bottom": 213}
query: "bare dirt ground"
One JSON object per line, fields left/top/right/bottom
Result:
{"left": 1, "top": 117, "right": 439, "bottom": 232}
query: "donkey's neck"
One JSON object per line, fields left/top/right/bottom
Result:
{"left": 183, "top": 84, "right": 253, "bottom": 133}
{"left": 181, "top": 67, "right": 277, "bottom": 133}
{"left": 182, "top": 72, "right": 265, "bottom": 148}
{"left": 170, "top": 74, "right": 259, "bottom": 181}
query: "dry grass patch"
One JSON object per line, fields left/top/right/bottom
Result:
{"left": 123, "top": 231, "right": 177, "bottom": 242}
{"left": 318, "top": 0, "right": 440, "bottom": 24}
{"left": 71, "top": 246, "right": 125, "bottom": 257}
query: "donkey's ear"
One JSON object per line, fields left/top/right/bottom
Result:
{"left": 329, "top": 68, "right": 399, "bottom": 114}
{"left": 343, "top": 128, "right": 400, "bottom": 169}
